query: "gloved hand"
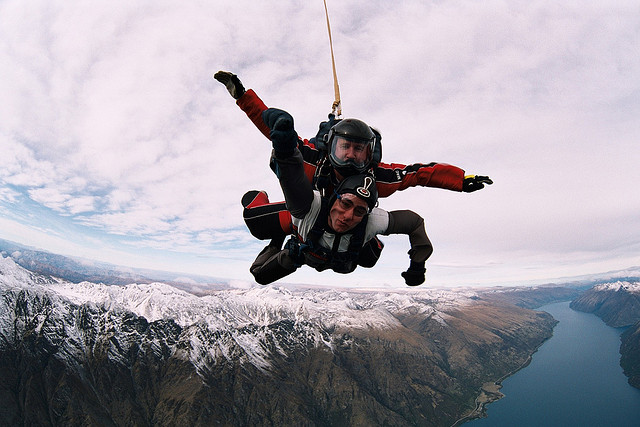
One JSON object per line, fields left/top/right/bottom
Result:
{"left": 213, "top": 71, "right": 246, "bottom": 100}
{"left": 262, "top": 108, "right": 298, "bottom": 156}
{"left": 462, "top": 175, "right": 493, "bottom": 193}
{"left": 310, "top": 113, "right": 339, "bottom": 151}
{"left": 401, "top": 261, "right": 426, "bottom": 286}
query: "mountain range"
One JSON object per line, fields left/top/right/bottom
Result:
{"left": 2, "top": 240, "right": 639, "bottom": 425}
{"left": 1, "top": 254, "right": 564, "bottom": 426}
{"left": 0, "top": 238, "right": 228, "bottom": 292}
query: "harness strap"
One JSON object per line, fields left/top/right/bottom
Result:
{"left": 312, "top": 156, "right": 333, "bottom": 196}
{"left": 286, "top": 195, "right": 368, "bottom": 270}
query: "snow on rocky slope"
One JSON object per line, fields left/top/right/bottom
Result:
{"left": 1, "top": 254, "right": 563, "bottom": 426}
{"left": 1, "top": 254, "right": 473, "bottom": 331}
{"left": 0, "top": 254, "right": 474, "bottom": 372}
{"left": 592, "top": 281, "right": 640, "bottom": 294}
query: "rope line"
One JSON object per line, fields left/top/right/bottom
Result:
{"left": 323, "top": 0, "right": 341, "bottom": 117}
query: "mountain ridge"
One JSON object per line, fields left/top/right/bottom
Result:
{"left": 0, "top": 238, "right": 229, "bottom": 292}
{"left": 3, "top": 237, "right": 638, "bottom": 294}
{"left": 1, "top": 255, "right": 561, "bottom": 426}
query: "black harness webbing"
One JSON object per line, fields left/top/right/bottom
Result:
{"left": 286, "top": 196, "right": 368, "bottom": 272}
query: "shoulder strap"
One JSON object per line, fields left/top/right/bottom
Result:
{"left": 306, "top": 196, "right": 329, "bottom": 245}
{"left": 288, "top": 196, "right": 369, "bottom": 269}
{"left": 346, "top": 214, "right": 368, "bottom": 256}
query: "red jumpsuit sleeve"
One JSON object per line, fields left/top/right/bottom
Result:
{"left": 373, "top": 162, "right": 465, "bottom": 197}
{"left": 236, "top": 89, "right": 271, "bottom": 139}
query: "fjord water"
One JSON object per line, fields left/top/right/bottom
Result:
{"left": 468, "top": 301, "right": 640, "bottom": 426}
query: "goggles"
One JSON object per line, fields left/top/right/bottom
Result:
{"left": 335, "top": 193, "right": 369, "bottom": 217}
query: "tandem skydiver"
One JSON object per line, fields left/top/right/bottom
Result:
{"left": 214, "top": 71, "right": 492, "bottom": 284}
{"left": 215, "top": 70, "right": 492, "bottom": 238}
{"left": 250, "top": 108, "right": 433, "bottom": 286}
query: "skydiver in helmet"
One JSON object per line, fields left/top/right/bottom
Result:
{"left": 214, "top": 70, "right": 491, "bottom": 194}
{"left": 326, "top": 118, "right": 375, "bottom": 176}
{"left": 241, "top": 114, "right": 391, "bottom": 276}
{"left": 249, "top": 109, "right": 432, "bottom": 286}
{"left": 215, "top": 70, "right": 492, "bottom": 225}
{"left": 214, "top": 71, "right": 492, "bottom": 284}
{"left": 240, "top": 113, "right": 391, "bottom": 273}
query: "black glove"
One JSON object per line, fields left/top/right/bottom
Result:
{"left": 462, "top": 175, "right": 493, "bottom": 193}
{"left": 213, "top": 71, "right": 246, "bottom": 100}
{"left": 262, "top": 108, "right": 298, "bottom": 157}
{"left": 309, "top": 114, "right": 339, "bottom": 151}
{"left": 401, "top": 261, "right": 426, "bottom": 286}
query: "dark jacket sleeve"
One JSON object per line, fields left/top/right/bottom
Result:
{"left": 383, "top": 210, "right": 433, "bottom": 262}
{"left": 272, "top": 149, "right": 315, "bottom": 219}
{"left": 238, "top": 89, "right": 323, "bottom": 183}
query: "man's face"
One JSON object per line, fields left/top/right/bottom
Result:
{"left": 328, "top": 193, "right": 368, "bottom": 233}
{"left": 332, "top": 137, "right": 370, "bottom": 167}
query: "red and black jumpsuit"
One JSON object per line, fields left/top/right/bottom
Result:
{"left": 238, "top": 89, "right": 466, "bottom": 244}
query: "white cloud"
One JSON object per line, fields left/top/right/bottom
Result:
{"left": 1, "top": 0, "right": 639, "bottom": 287}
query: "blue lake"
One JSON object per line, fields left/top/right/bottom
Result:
{"left": 467, "top": 301, "right": 640, "bottom": 426}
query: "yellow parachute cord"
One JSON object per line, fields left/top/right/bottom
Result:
{"left": 323, "top": 0, "right": 342, "bottom": 117}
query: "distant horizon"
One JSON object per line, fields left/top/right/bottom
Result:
{"left": 2, "top": 236, "right": 638, "bottom": 292}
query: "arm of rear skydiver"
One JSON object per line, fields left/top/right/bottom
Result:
{"left": 214, "top": 71, "right": 322, "bottom": 182}
{"left": 214, "top": 70, "right": 271, "bottom": 138}
{"left": 237, "top": 89, "right": 272, "bottom": 139}
{"left": 374, "top": 162, "right": 492, "bottom": 196}
{"left": 374, "top": 161, "right": 465, "bottom": 194}
{"left": 214, "top": 71, "right": 492, "bottom": 195}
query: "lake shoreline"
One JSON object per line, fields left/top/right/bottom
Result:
{"left": 461, "top": 301, "right": 640, "bottom": 426}
{"left": 450, "top": 302, "right": 564, "bottom": 426}
{"left": 450, "top": 345, "right": 543, "bottom": 426}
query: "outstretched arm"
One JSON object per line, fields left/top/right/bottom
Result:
{"left": 215, "top": 71, "right": 493, "bottom": 195}
{"left": 237, "top": 89, "right": 271, "bottom": 139}
{"left": 263, "top": 108, "right": 314, "bottom": 218}
{"left": 383, "top": 210, "right": 433, "bottom": 286}
{"left": 374, "top": 162, "right": 491, "bottom": 195}
{"left": 215, "top": 71, "right": 323, "bottom": 182}
{"left": 214, "top": 71, "right": 271, "bottom": 138}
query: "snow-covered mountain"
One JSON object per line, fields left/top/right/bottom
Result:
{"left": 1, "top": 255, "right": 470, "bottom": 372}
{"left": 570, "top": 280, "right": 640, "bottom": 328}
{"left": 0, "top": 255, "right": 559, "bottom": 426}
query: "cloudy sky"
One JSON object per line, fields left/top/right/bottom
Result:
{"left": 1, "top": 0, "right": 639, "bottom": 289}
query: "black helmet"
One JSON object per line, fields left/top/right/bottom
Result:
{"left": 333, "top": 173, "right": 378, "bottom": 211}
{"left": 327, "top": 118, "right": 376, "bottom": 176}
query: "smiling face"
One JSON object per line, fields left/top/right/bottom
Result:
{"left": 328, "top": 193, "right": 369, "bottom": 233}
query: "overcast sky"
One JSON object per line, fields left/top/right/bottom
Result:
{"left": 1, "top": 0, "right": 639, "bottom": 289}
